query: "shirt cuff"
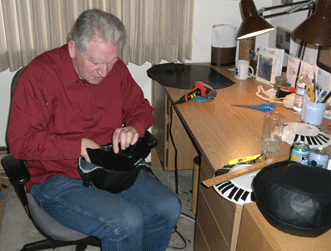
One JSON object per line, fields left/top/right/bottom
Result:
{"left": 127, "top": 121, "right": 146, "bottom": 138}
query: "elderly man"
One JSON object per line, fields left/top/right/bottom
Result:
{"left": 7, "top": 9, "right": 181, "bottom": 251}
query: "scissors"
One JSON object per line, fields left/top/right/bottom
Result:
{"left": 232, "top": 103, "right": 276, "bottom": 113}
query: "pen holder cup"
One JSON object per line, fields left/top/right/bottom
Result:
{"left": 301, "top": 95, "right": 327, "bottom": 126}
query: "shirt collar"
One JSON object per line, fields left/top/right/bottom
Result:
{"left": 61, "top": 44, "right": 85, "bottom": 87}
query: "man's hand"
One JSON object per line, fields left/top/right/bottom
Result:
{"left": 112, "top": 126, "right": 139, "bottom": 154}
{"left": 81, "top": 138, "right": 101, "bottom": 162}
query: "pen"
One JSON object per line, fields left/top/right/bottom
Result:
{"left": 321, "top": 91, "right": 331, "bottom": 103}
{"left": 315, "top": 89, "right": 320, "bottom": 103}
{"left": 309, "top": 87, "right": 314, "bottom": 102}
{"left": 316, "top": 90, "right": 326, "bottom": 103}
{"left": 313, "top": 75, "right": 317, "bottom": 102}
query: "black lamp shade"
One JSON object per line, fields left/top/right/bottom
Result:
{"left": 293, "top": 0, "right": 331, "bottom": 46}
{"left": 237, "top": 0, "right": 274, "bottom": 39}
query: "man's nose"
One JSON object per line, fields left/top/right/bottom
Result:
{"left": 97, "top": 64, "right": 109, "bottom": 77}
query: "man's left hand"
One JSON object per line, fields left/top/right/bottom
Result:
{"left": 112, "top": 126, "right": 139, "bottom": 154}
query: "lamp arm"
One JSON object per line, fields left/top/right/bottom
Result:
{"left": 262, "top": 7, "right": 311, "bottom": 19}
{"left": 286, "top": 0, "right": 313, "bottom": 13}
{"left": 258, "top": 0, "right": 315, "bottom": 19}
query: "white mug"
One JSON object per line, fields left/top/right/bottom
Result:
{"left": 235, "top": 60, "right": 254, "bottom": 80}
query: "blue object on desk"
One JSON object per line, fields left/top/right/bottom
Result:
{"left": 232, "top": 103, "right": 276, "bottom": 113}
{"left": 0, "top": 191, "right": 4, "bottom": 200}
{"left": 192, "top": 96, "right": 209, "bottom": 102}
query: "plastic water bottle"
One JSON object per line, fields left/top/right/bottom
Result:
{"left": 293, "top": 74, "right": 306, "bottom": 114}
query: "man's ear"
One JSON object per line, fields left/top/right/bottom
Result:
{"left": 68, "top": 40, "right": 77, "bottom": 59}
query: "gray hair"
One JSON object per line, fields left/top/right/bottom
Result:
{"left": 68, "top": 9, "right": 126, "bottom": 53}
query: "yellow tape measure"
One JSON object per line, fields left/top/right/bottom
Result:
{"left": 229, "top": 154, "right": 262, "bottom": 165}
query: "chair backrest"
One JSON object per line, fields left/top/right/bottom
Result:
{"left": 11, "top": 67, "right": 25, "bottom": 97}
{"left": 4, "top": 66, "right": 102, "bottom": 249}
{"left": 3, "top": 66, "right": 30, "bottom": 211}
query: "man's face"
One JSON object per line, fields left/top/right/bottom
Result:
{"left": 68, "top": 35, "right": 120, "bottom": 85}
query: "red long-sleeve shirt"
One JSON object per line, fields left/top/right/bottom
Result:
{"left": 7, "top": 44, "right": 154, "bottom": 191}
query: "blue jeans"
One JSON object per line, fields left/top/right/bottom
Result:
{"left": 30, "top": 169, "right": 181, "bottom": 251}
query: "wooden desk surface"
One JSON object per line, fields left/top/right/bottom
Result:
{"left": 163, "top": 64, "right": 331, "bottom": 250}
{"left": 164, "top": 64, "right": 330, "bottom": 171}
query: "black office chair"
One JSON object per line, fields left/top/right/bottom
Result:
{"left": 2, "top": 155, "right": 102, "bottom": 251}
{"left": 2, "top": 67, "right": 101, "bottom": 251}
{"left": 2, "top": 67, "right": 157, "bottom": 251}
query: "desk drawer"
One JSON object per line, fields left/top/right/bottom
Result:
{"left": 195, "top": 220, "right": 211, "bottom": 251}
{"left": 196, "top": 186, "right": 229, "bottom": 250}
{"left": 195, "top": 155, "right": 243, "bottom": 251}
{"left": 152, "top": 80, "right": 197, "bottom": 171}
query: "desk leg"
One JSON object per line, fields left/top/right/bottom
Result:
{"left": 191, "top": 156, "right": 200, "bottom": 215}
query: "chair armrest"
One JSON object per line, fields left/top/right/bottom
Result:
{"left": 144, "top": 131, "right": 158, "bottom": 149}
{"left": 1, "top": 154, "right": 30, "bottom": 208}
{"left": 1, "top": 154, "right": 30, "bottom": 185}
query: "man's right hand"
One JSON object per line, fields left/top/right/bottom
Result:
{"left": 81, "top": 138, "right": 101, "bottom": 162}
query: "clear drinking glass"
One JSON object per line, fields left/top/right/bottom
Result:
{"left": 261, "top": 111, "right": 285, "bottom": 155}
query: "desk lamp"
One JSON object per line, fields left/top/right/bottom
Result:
{"left": 292, "top": 0, "right": 331, "bottom": 47}
{"left": 237, "top": 0, "right": 315, "bottom": 40}
{"left": 237, "top": 0, "right": 331, "bottom": 58}
{"left": 236, "top": 0, "right": 274, "bottom": 40}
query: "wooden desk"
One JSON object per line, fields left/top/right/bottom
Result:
{"left": 151, "top": 64, "right": 331, "bottom": 250}
{"left": 237, "top": 202, "right": 331, "bottom": 251}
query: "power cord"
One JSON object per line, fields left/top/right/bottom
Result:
{"left": 168, "top": 225, "right": 187, "bottom": 250}
{"left": 168, "top": 104, "right": 179, "bottom": 194}
{"left": 167, "top": 103, "right": 196, "bottom": 250}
